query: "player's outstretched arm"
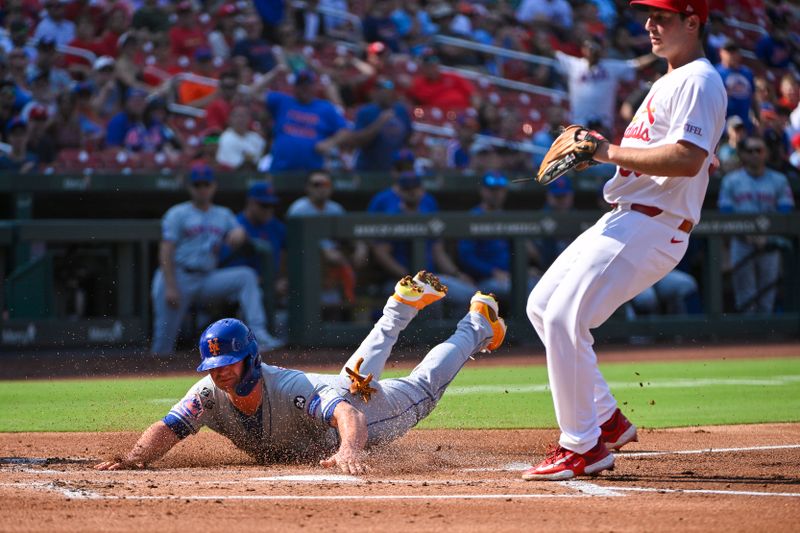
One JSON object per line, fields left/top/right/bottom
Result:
{"left": 95, "top": 421, "right": 180, "bottom": 470}
{"left": 320, "top": 402, "right": 369, "bottom": 475}
{"left": 594, "top": 140, "right": 707, "bottom": 178}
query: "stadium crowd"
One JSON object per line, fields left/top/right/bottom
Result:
{"left": 0, "top": 0, "right": 796, "bottom": 178}
{"left": 2, "top": 0, "right": 800, "bottom": 341}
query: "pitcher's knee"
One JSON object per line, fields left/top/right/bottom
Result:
{"left": 526, "top": 287, "right": 545, "bottom": 325}
{"left": 541, "top": 304, "right": 575, "bottom": 338}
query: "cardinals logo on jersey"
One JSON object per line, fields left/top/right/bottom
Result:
{"left": 624, "top": 94, "right": 657, "bottom": 142}
{"left": 207, "top": 337, "right": 220, "bottom": 355}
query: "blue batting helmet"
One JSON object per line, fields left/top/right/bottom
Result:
{"left": 197, "top": 318, "right": 258, "bottom": 372}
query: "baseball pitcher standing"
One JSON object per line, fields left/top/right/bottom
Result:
{"left": 523, "top": 0, "right": 726, "bottom": 480}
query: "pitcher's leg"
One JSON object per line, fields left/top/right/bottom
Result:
{"left": 340, "top": 296, "right": 417, "bottom": 381}
{"left": 543, "top": 225, "right": 681, "bottom": 454}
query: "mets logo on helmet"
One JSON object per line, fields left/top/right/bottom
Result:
{"left": 208, "top": 337, "right": 220, "bottom": 355}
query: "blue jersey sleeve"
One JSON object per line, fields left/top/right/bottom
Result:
{"left": 163, "top": 379, "right": 217, "bottom": 439}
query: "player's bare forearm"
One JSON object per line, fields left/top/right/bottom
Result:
{"left": 321, "top": 402, "right": 369, "bottom": 475}
{"left": 594, "top": 141, "right": 707, "bottom": 177}
{"left": 95, "top": 421, "right": 180, "bottom": 470}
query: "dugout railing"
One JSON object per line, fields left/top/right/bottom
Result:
{"left": 0, "top": 220, "right": 275, "bottom": 350}
{"left": 286, "top": 212, "right": 800, "bottom": 347}
{"left": 1, "top": 213, "right": 798, "bottom": 350}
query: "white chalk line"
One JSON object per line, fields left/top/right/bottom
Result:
{"left": 611, "top": 486, "right": 800, "bottom": 498}
{"left": 622, "top": 444, "right": 800, "bottom": 458}
{"left": 465, "top": 444, "right": 800, "bottom": 471}
{"left": 447, "top": 375, "right": 800, "bottom": 396}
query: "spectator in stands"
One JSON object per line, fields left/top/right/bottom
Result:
{"left": 755, "top": 14, "right": 797, "bottom": 70}
{"left": 33, "top": 0, "right": 75, "bottom": 47}
{"left": 105, "top": 87, "right": 149, "bottom": 148}
{"left": 21, "top": 70, "right": 56, "bottom": 123}
{"left": 29, "top": 36, "right": 72, "bottom": 95}
{"left": 232, "top": 14, "right": 278, "bottom": 74}
{"left": 176, "top": 48, "right": 219, "bottom": 106}
{"left": 8, "top": 48, "right": 31, "bottom": 99}
{"left": 89, "top": 56, "right": 122, "bottom": 121}
{"left": 716, "top": 39, "right": 756, "bottom": 133}
{"left": 789, "top": 133, "right": 800, "bottom": 171}
{"left": 204, "top": 71, "right": 240, "bottom": 131}
{"left": 362, "top": 0, "right": 402, "bottom": 53}
{"left": 352, "top": 78, "right": 412, "bottom": 173}
{"left": 264, "top": 69, "right": 351, "bottom": 173}
{"left": 219, "top": 182, "right": 287, "bottom": 297}
{"left": 150, "top": 164, "right": 281, "bottom": 356}
{"left": 778, "top": 74, "right": 799, "bottom": 114}
{"left": 406, "top": 51, "right": 478, "bottom": 112}
{"left": 208, "top": 3, "right": 240, "bottom": 62}
{"left": 477, "top": 101, "right": 503, "bottom": 137}
{"left": 718, "top": 115, "right": 747, "bottom": 175}
{"left": 141, "top": 97, "right": 182, "bottom": 157}
{"left": 25, "top": 105, "right": 56, "bottom": 164}
{"left": 48, "top": 91, "right": 83, "bottom": 152}
{"left": 132, "top": 0, "right": 170, "bottom": 42}
{"left": 216, "top": 104, "right": 267, "bottom": 171}
{"left": 531, "top": 106, "right": 567, "bottom": 168}
{"left": 445, "top": 111, "right": 479, "bottom": 170}
{"left": 0, "top": 81, "right": 18, "bottom": 141}
{"left": 0, "top": 19, "right": 32, "bottom": 56}
{"left": 72, "top": 82, "right": 103, "bottom": 145}
{"left": 96, "top": 4, "right": 129, "bottom": 57}
{"left": 554, "top": 36, "right": 657, "bottom": 135}
{"left": 192, "top": 127, "right": 222, "bottom": 167}
{"left": 169, "top": 1, "right": 207, "bottom": 60}
{"left": 458, "top": 172, "right": 539, "bottom": 300}
{"left": 0, "top": 117, "right": 37, "bottom": 173}
{"left": 65, "top": 15, "right": 105, "bottom": 76}
{"left": 515, "top": 0, "right": 573, "bottom": 30}
{"left": 115, "top": 32, "right": 151, "bottom": 93}
{"left": 719, "top": 135, "right": 795, "bottom": 313}
{"left": 368, "top": 171, "right": 476, "bottom": 307}
{"left": 287, "top": 170, "right": 369, "bottom": 306}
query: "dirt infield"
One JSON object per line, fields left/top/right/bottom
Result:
{"left": 2, "top": 424, "right": 799, "bottom": 532}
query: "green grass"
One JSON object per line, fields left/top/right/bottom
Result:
{"left": 1, "top": 357, "right": 799, "bottom": 432}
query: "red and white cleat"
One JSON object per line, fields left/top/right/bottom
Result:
{"left": 521, "top": 439, "right": 615, "bottom": 481}
{"left": 600, "top": 408, "right": 638, "bottom": 451}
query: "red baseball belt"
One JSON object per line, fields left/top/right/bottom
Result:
{"left": 610, "top": 203, "right": 694, "bottom": 233}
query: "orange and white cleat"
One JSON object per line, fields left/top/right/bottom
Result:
{"left": 469, "top": 292, "right": 506, "bottom": 352}
{"left": 392, "top": 271, "right": 448, "bottom": 310}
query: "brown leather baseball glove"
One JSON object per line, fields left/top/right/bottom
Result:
{"left": 536, "top": 125, "right": 607, "bottom": 185}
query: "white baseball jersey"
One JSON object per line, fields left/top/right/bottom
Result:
{"left": 555, "top": 51, "right": 636, "bottom": 129}
{"left": 603, "top": 58, "right": 727, "bottom": 224}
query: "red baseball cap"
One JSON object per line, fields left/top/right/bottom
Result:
{"left": 629, "top": 0, "right": 709, "bottom": 24}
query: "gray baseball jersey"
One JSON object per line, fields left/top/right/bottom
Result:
{"left": 162, "top": 201, "right": 239, "bottom": 272}
{"left": 718, "top": 168, "right": 795, "bottom": 213}
{"left": 161, "top": 297, "right": 494, "bottom": 463}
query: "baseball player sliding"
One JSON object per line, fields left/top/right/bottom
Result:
{"left": 96, "top": 272, "right": 506, "bottom": 473}
{"left": 523, "top": 0, "right": 726, "bottom": 480}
